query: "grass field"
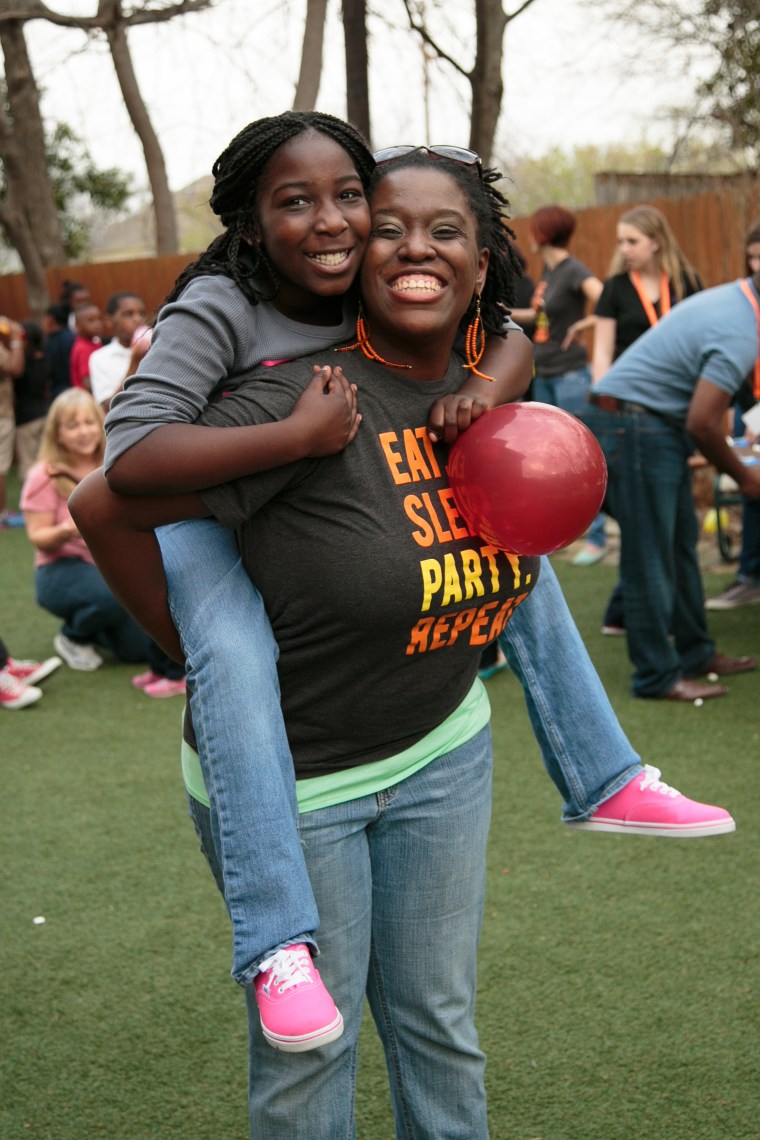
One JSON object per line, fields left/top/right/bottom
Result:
{"left": 2, "top": 501, "right": 759, "bottom": 1139}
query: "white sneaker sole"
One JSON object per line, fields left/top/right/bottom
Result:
{"left": 22, "top": 656, "right": 63, "bottom": 685}
{"left": 565, "top": 817, "right": 736, "bottom": 838}
{"left": 261, "top": 1010, "right": 344, "bottom": 1053}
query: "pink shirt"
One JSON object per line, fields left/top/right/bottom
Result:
{"left": 20, "top": 461, "right": 94, "bottom": 568}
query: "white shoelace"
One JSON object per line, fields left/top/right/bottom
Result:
{"left": 640, "top": 765, "right": 680, "bottom": 799}
{"left": 259, "top": 947, "right": 314, "bottom": 994}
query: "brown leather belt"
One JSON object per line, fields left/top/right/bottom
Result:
{"left": 587, "top": 392, "right": 655, "bottom": 416}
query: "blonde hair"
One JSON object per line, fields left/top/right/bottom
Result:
{"left": 609, "top": 205, "right": 700, "bottom": 301}
{"left": 38, "top": 388, "right": 105, "bottom": 498}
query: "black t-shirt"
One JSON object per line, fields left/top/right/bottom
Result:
{"left": 595, "top": 271, "right": 702, "bottom": 360}
{"left": 533, "top": 255, "right": 595, "bottom": 377}
{"left": 14, "top": 353, "right": 51, "bottom": 425}
{"left": 199, "top": 350, "right": 540, "bottom": 779}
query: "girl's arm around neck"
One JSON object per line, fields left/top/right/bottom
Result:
{"left": 107, "top": 366, "right": 359, "bottom": 495}
{"left": 69, "top": 470, "right": 211, "bottom": 662}
{"left": 426, "top": 328, "right": 533, "bottom": 444}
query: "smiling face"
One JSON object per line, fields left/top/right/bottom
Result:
{"left": 252, "top": 130, "right": 371, "bottom": 323}
{"left": 359, "top": 165, "right": 488, "bottom": 377}
{"left": 616, "top": 222, "right": 659, "bottom": 274}
{"left": 56, "top": 403, "right": 103, "bottom": 460}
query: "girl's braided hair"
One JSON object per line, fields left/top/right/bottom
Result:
{"left": 368, "top": 152, "right": 522, "bottom": 336}
{"left": 165, "top": 111, "right": 375, "bottom": 307}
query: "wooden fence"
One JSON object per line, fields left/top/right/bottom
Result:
{"left": 1, "top": 184, "right": 759, "bottom": 323}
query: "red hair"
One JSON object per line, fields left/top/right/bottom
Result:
{"left": 530, "top": 205, "right": 576, "bottom": 248}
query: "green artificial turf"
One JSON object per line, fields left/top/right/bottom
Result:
{"left": 2, "top": 504, "right": 758, "bottom": 1139}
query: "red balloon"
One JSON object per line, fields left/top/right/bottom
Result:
{"left": 447, "top": 402, "right": 608, "bottom": 556}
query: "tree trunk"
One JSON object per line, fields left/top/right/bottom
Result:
{"left": 342, "top": 0, "right": 371, "bottom": 141}
{"left": 102, "top": 1, "right": 179, "bottom": 254}
{"left": 469, "top": 0, "right": 508, "bottom": 163}
{"left": 293, "top": 0, "right": 329, "bottom": 110}
{"left": 0, "top": 195, "right": 49, "bottom": 320}
{"left": 0, "top": 18, "right": 66, "bottom": 267}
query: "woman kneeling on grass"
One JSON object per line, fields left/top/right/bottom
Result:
{"left": 21, "top": 389, "right": 151, "bottom": 673}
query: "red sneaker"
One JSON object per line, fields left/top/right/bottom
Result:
{"left": 565, "top": 766, "right": 735, "bottom": 838}
{"left": 253, "top": 944, "right": 344, "bottom": 1052}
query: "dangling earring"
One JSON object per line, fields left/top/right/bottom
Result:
{"left": 463, "top": 294, "right": 495, "bottom": 381}
{"left": 336, "top": 304, "right": 412, "bottom": 370}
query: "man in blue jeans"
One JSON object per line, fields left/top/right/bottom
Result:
{"left": 583, "top": 272, "right": 760, "bottom": 702}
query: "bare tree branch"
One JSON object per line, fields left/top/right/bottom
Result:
{"left": 401, "top": 0, "right": 469, "bottom": 79}
{"left": 0, "top": 0, "right": 214, "bottom": 29}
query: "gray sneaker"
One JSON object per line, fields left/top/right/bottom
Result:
{"left": 705, "top": 580, "right": 760, "bottom": 610}
{"left": 54, "top": 633, "right": 103, "bottom": 671}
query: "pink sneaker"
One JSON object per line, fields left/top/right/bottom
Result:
{"left": 143, "top": 676, "right": 186, "bottom": 699}
{"left": 565, "top": 765, "right": 736, "bottom": 838}
{"left": 132, "top": 669, "right": 163, "bottom": 690}
{"left": 7, "top": 655, "right": 62, "bottom": 685}
{"left": 253, "top": 944, "right": 344, "bottom": 1052}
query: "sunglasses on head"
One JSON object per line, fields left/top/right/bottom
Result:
{"left": 373, "top": 144, "right": 483, "bottom": 177}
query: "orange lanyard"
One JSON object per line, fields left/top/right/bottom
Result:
{"left": 739, "top": 278, "right": 760, "bottom": 399}
{"left": 630, "top": 271, "right": 671, "bottom": 327}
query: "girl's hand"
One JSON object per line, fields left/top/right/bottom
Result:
{"left": 427, "top": 393, "right": 489, "bottom": 444}
{"left": 290, "top": 366, "right": 361, "bottom": 456}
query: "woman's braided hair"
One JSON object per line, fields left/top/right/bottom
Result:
{"left": 165, "top": 111, "right": 375, "bottom": 307}
{"left": 368, "top": 152, "right": 522, "bottom": 336}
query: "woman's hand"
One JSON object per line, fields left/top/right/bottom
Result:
{"left": 290, "top": 366, "right": 361, "bottom": 457}
{"left": 426, "top": 393, "right": 490, "bottom": 444}
{"left": 46, "top": 462, "right": 81, "bottom": 484}
{"left": 561, "top": 316, "right": 596, "bottom": 350}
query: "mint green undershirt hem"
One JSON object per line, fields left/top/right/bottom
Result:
{"left": 181, "top": 679, "right": 490, "bottom": 815}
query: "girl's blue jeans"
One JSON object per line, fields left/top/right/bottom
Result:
{"left": 159, "top": 519, "right": 642, "bottom": 987}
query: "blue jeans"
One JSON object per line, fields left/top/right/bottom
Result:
{"left": 158, "top": 520, "right": 319, "bottom": 987}
{"left": 533, "top": 366, "right": 592, "bottom": 419}
{"left": 191, "top": 726, "right": 493, "bottom": 1140}
{"left": 35, "top": 557, "right": 151, "bottom": 661}
{"left": 582, "top": 404, "right": 715, "bottom": 696}
{"left": 164, "top": 522, "right": 642, "bottom": 988}
{"left": 533, "top": 367, "right": 607, "bottom": 549}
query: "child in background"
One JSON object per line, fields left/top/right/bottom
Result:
{"left": 43, "top": 304, "right": 76, "bottom": 398}
{"left": 89, "top": 293, "right": 147, "bottom": 410}
{"left": 14, "top": 321, "right": 52, "bottom": 482}
{"left": 68, "top": 305, "right": 102, "bottom": 392}
{"left": 59, "top": 280, "right": 91, "bottom": 332}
